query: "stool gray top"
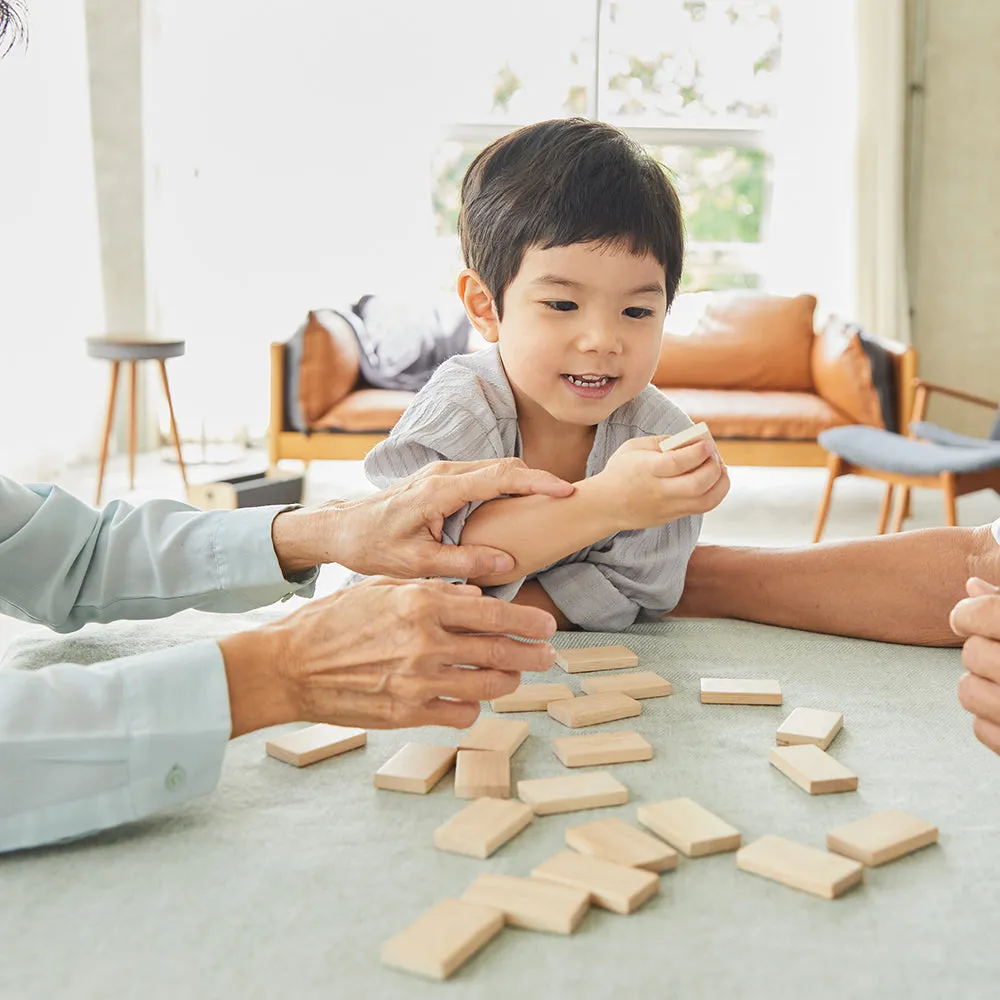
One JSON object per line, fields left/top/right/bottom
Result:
{"left": 86, "top": 337, "right": 185, "bottom": 362}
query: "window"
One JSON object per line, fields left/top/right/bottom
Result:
{"left": 431, "top": 0, "right": 782, "bottom": 293}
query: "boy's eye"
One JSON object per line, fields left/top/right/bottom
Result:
{"left": 623, "top": 306, "right": 654, "bottom": 320}
{"left": 543, "top": 300, "right": 578, "bottom": 312}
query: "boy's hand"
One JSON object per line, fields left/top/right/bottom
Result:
{"left": 593, "top": 434, "right": 729, "bottom": 530}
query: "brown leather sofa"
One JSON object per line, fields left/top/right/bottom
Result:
{"left": 268, "top": 292, "right": 918, "bottom": 468}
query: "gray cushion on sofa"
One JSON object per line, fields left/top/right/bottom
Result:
{"left": 819, "top": 425, "right": 1000, "bottom": 475}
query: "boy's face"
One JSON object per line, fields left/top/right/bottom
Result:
{"left": 462, "top": 242, "right": 667, "bottom": 428}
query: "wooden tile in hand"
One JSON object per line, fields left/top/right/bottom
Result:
{"left": 455, "top": 749, "right": 510, "bottom": 799}
{"left": 517, "top": 771, "right": 628, "bottom": 816}
{"left": 776, "top": 707, "right": 844, "bottom": 750}
{"left": 433, "top": 797, "right": 534, "bottom": 859}
{"left": 491, "top": 683, "right": 574, "bottom": 713}
{"left": 658, "top": 421, "right": 710, "bottom": 452}
{"left": 637, "top": 797, "right": 741, "bottom": 857}
{"left": 462, "top": 874, "right": 590, "bottom": 935}
{"left": 531, "top": 850, "right": 659, "bottom": 914}
{"left": 374, "top": 744, "right": 456, "bottom": 794}
{"left": 458, "top": 718, "right": 530, "bottom": 757}
{"left": 565, "top": 817, "right": 678, "bottom": 873}
{"left": 736, "top": 835, "right": 864, "bottom": 899}
{"left": 264, "top": 724, "right": 366, "bottom": 767}
{"left": 380, "top": 898, "right": 504, "bottom": 980}
{"left": 580, "top": 671, "right": 673, "bottom": 700}
{"left": 769, "top": 744, "right": 858, "bottom": 795}
{"left": 555, "top": 645, "right": 639, "bottom": 673}
{"left": 552, "top": 731, "right": 652, "bottom": 768}
{"left": 827, "top": 810, "right": 938, "bottom": 866}
{"left": 547, "top": 692, "right": 642, "bottom": 728}
{"left": 700, "top": 678, "right": 782, "bottom": 706}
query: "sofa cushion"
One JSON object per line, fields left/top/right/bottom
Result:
{"left": 811, "top": 317, "right": 886, "bottom": 429}
{"left": 312, "top": 388, "right": 417, "bottom": 432}
{"left": 653, "top": 292, "right": 817, "bottom": 392}
{"left": 294, "top": 310, "right": 361, "bottom": 427}
{"left": 658, "top": 387, "right": 852, "bottom": 440}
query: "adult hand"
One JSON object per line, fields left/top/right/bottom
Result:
{"left": 219, "top": 576, "right": 557, "bottom": 737}
{"left": 594, "top": 434, "right": 730, "bottom": 530}
{"left": 271, "top": 459, "right": 574, "bottom": 579}
{"left": 951, "top": 576, "right": 1000, "bottom": 755}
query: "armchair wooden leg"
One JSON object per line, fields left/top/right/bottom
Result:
{"left": 157, "top": 359, "right": 188, "bottom": 492}
{"left": 877, "top": 485, "right": 895, "bottom": 535}
{"left": 813, "top": 454, "right": 843, "bottom": 543}
{"left": 890, "top": 486, "right": 911, "bottom": 532}
{"left": 95, "top": 361, "right": 121, "bottom": 506}
{"left": 128, "top": 361, "right": 138, "bottom": 490}
{"left": 941, "top": 472, "right": 958, "bottom": 526}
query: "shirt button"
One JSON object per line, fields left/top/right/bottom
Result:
{"left": 165, "top": 764, "right": 187, "bottom": 792}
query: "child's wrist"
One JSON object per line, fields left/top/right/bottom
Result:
{"left": 575, "top": 474, "right": 629, "bottom": 536}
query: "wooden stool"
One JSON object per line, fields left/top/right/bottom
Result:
{"left": 87, "top": 337, "right": 188, "bottom": 505}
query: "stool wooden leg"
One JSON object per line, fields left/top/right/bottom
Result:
{"left": 877, "top": 484, "right": 895, "bottom": 535}
{"left": 128, "top": 361, "right": 138, "bottom": 489}
{"left": 890, "top": 486, "right": 911, "bottom": 532}
{"left": 157, "top": 359, "right": 188, "bottom": 492}
{"left": 95, "top": 361, "right": 121, "bottom": 506}
{"left": 812, "top": 453, "right": 843, "bottom": 543}
{"left": 941, "top": 472, "right": 958, "bottom": 526}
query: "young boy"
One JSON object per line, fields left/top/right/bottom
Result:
{"left": 360, "top": 118, "right": 728, "bottom": 630}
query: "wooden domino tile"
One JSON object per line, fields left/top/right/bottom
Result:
{"left": 457, "top": 718, "right": 530, "bottom": 758}
{"left": 636, "top": 797, "right": 741, "bottom": 857}
{"left": 769, "top": 744, "right": 858, "bottom": 795}
{"left": 736, "top": 835, "right": 864, "bottom": 899}
{"left": 658, "top": 421, "right": 711, "bottom": 452}
{"left": 547, "top": 692, "right": 642, "bottom": 729}
{"left": 517, "top": 771, "right": 628, "bottom": 816}
{"left": 700, "top": 678, "right": 783, "bottom": 706}
{"left": 580, "top": 671, "right": 673, "bottom": 700}
{"left": 552, "top": 731, "right": 652, "bottom": 768}
{"left": 462, "top": 874, "right": 590, "bottom": 935}
{"left": 374, "top": 744, "right": 456, "bottom": 794}
{"left": 531, "top": 850, "right": 659, "bottom": 914}
{"left": 380, "top": 898, "right": 504, "bottom": 980}
{"left": 454, "top": 749, "right": 510, "bottom": 799}
{"left": 491, "top": 683, "right": 574, "bottom": 713}
{"left": 264, "top": 723, "right": 366, "bottom": 767}
{"left": 555, "top": 645, "right": 639, "bottom": 673}
{"left": 433, "top": 797, "right": 534, "bottom": 859}
{"left": 827, "top": 810, "right": 939, "bottom": 866}
{"left": 565, "top": 817, "right": 678, "bottom": 873}
{"left": 776, "top": 707, "right": 844, "bottom": 750}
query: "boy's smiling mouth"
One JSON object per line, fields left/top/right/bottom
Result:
{"left": 560, "top": 372, "right": 619, "bottom": 399}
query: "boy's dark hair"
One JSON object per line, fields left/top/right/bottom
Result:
{"left": 458, "top": 118, "right": 684, "bottom": 319}
{"left": 0, "top": 1, "right": 26, "bottom": 56}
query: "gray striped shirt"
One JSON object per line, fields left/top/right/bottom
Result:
{"left": 359, "top": 345, "right": 702, "bottom": 631}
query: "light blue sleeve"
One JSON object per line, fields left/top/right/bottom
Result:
{"left": 0, "top": 476, "right": 317, "bottom": 632}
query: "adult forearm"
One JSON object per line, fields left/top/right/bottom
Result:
{"left": 675, "top": 526, "right": 999, "bottom": 647}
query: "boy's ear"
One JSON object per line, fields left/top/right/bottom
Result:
{"left": 457, "top": 269, "right": 500, "bottom": 343}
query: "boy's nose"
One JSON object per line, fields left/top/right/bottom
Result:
{"left": 576, "top": 322, "right": 623, "bottom": 355}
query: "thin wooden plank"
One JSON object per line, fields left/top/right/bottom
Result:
{"left": 658, "top": 421, "right": 711, "bottom": 452}
{"left": 547, "top": 692, "right": 642, "bottom": 729}
{"left": 433, "top": 797, "right": 534, "bottom": 859}
{"left": 700, "top": 678, "right": 783, "bottom": 706}
{"left": 454, "top": 749, "right": 510, "bottom": 799}
{"left": 565, "top": 817, "right": 678, "bottom": 873}
{"left": 769, "top": 744, "right": 858, "bottom": 795}
{"left": 517, "top": 772, "right": 628, "bottom": 816}
{"left": 636, "top": 797, "right": 741, "bottom": 857}
{"left": 457, "top": 718, "right": 530, "bottom": 758}
{"left": 552, "top": 731, "right": 652, "bottom": 768}
{"left": 736, "top": 835, "right": 864, "bottom": 899}
{"left": 531, "top": 850, "right": 659, "bottom": 914}
{"left": 462, "top": 874, "right": 590, "bottom": 935}
{"left": 374, "top": 744, "right": 456, "bottom": 794}
{"left": 264, "top": 724, "right": 366, "bottom": 767}
{"left": 491, "top": 683, "right": 574, "bottom": 713}
{"left": 580, "top": 671, "right": 673, "bottom": 700}
{"left": 776, "top": 707, "right": 844, "bottom": 750}
{"left": 827, "top": 810, "right": 939, "bottom": 866}
{"left": 555, "top": 645, "right": 640, "bottom": 673}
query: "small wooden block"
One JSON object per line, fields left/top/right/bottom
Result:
{"left": 565, "top": 817, "right": 678, "bottom": 873}
{"left": 769, "top": 744, "right": 858, "bottom": 795}
{"left": 547, "top": 692, "right": 642, "bottom": 729}
{"left": 380, "top": 898, "right": 504, "bottom": 980}
{"left": 491, "top": 683, "right": 574, "bottom": 713}
{"left": 531, "top": 850, "right": 659, "bottom": 914}
{"left": 555, "top": 645, "right": 639, "bottom": 673}
{"left": 517, "top": 771, "right": 628, "bottom": 816}
{"left": 827, "top": 810, "right": 939, "bottom": 867}
{"left": 374, "top": 744, "right": 457, "bottom": 794}
{"left": 700, "top": 678, "right": 783, "bottom": 705}
{"left": 462, "top": 874, "right": 590, "bottom": 935}
{"left": 580, "top": 671, "right": 673, "bottom": 700}
{"left": 457, "top": 718, "right": 530, "bottom": 758}
{"left": 264, "top": 723, "right": 366, "bottom": 767}
{"left": 736, "top": 835, "right": 864, "bottom": 899}
{"left": 455, "top": 749, "right": 511, "bottom": 799}
{"left": 552, "top": 731, "right": 652, "bottom": 768}
{"left": 776, "top": 707, "right": 844, "bottom": 750}
{"left": 636, "top": 797, "right": 741, "bottom": 857}
{"left": 658, "top": 421, "right": 711, "bottom": 452}
{"left": 433, "top": 797, "right": 534, "bottom": 858}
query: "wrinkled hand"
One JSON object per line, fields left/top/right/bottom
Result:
{"left": 221, "top": 577, "right": 557, "bottom": 736}
{"left": 272, "top": 459, "right": 574, "bottom": 579}
{"left": 593, "top": 433, "right": 730, "bottom": 530}
{"left": 951, "top": 576, "right": 1000, "bottom": 755}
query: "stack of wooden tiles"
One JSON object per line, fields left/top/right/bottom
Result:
{"left": 454, "top": 718, "right": 530, "bottom": 799}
